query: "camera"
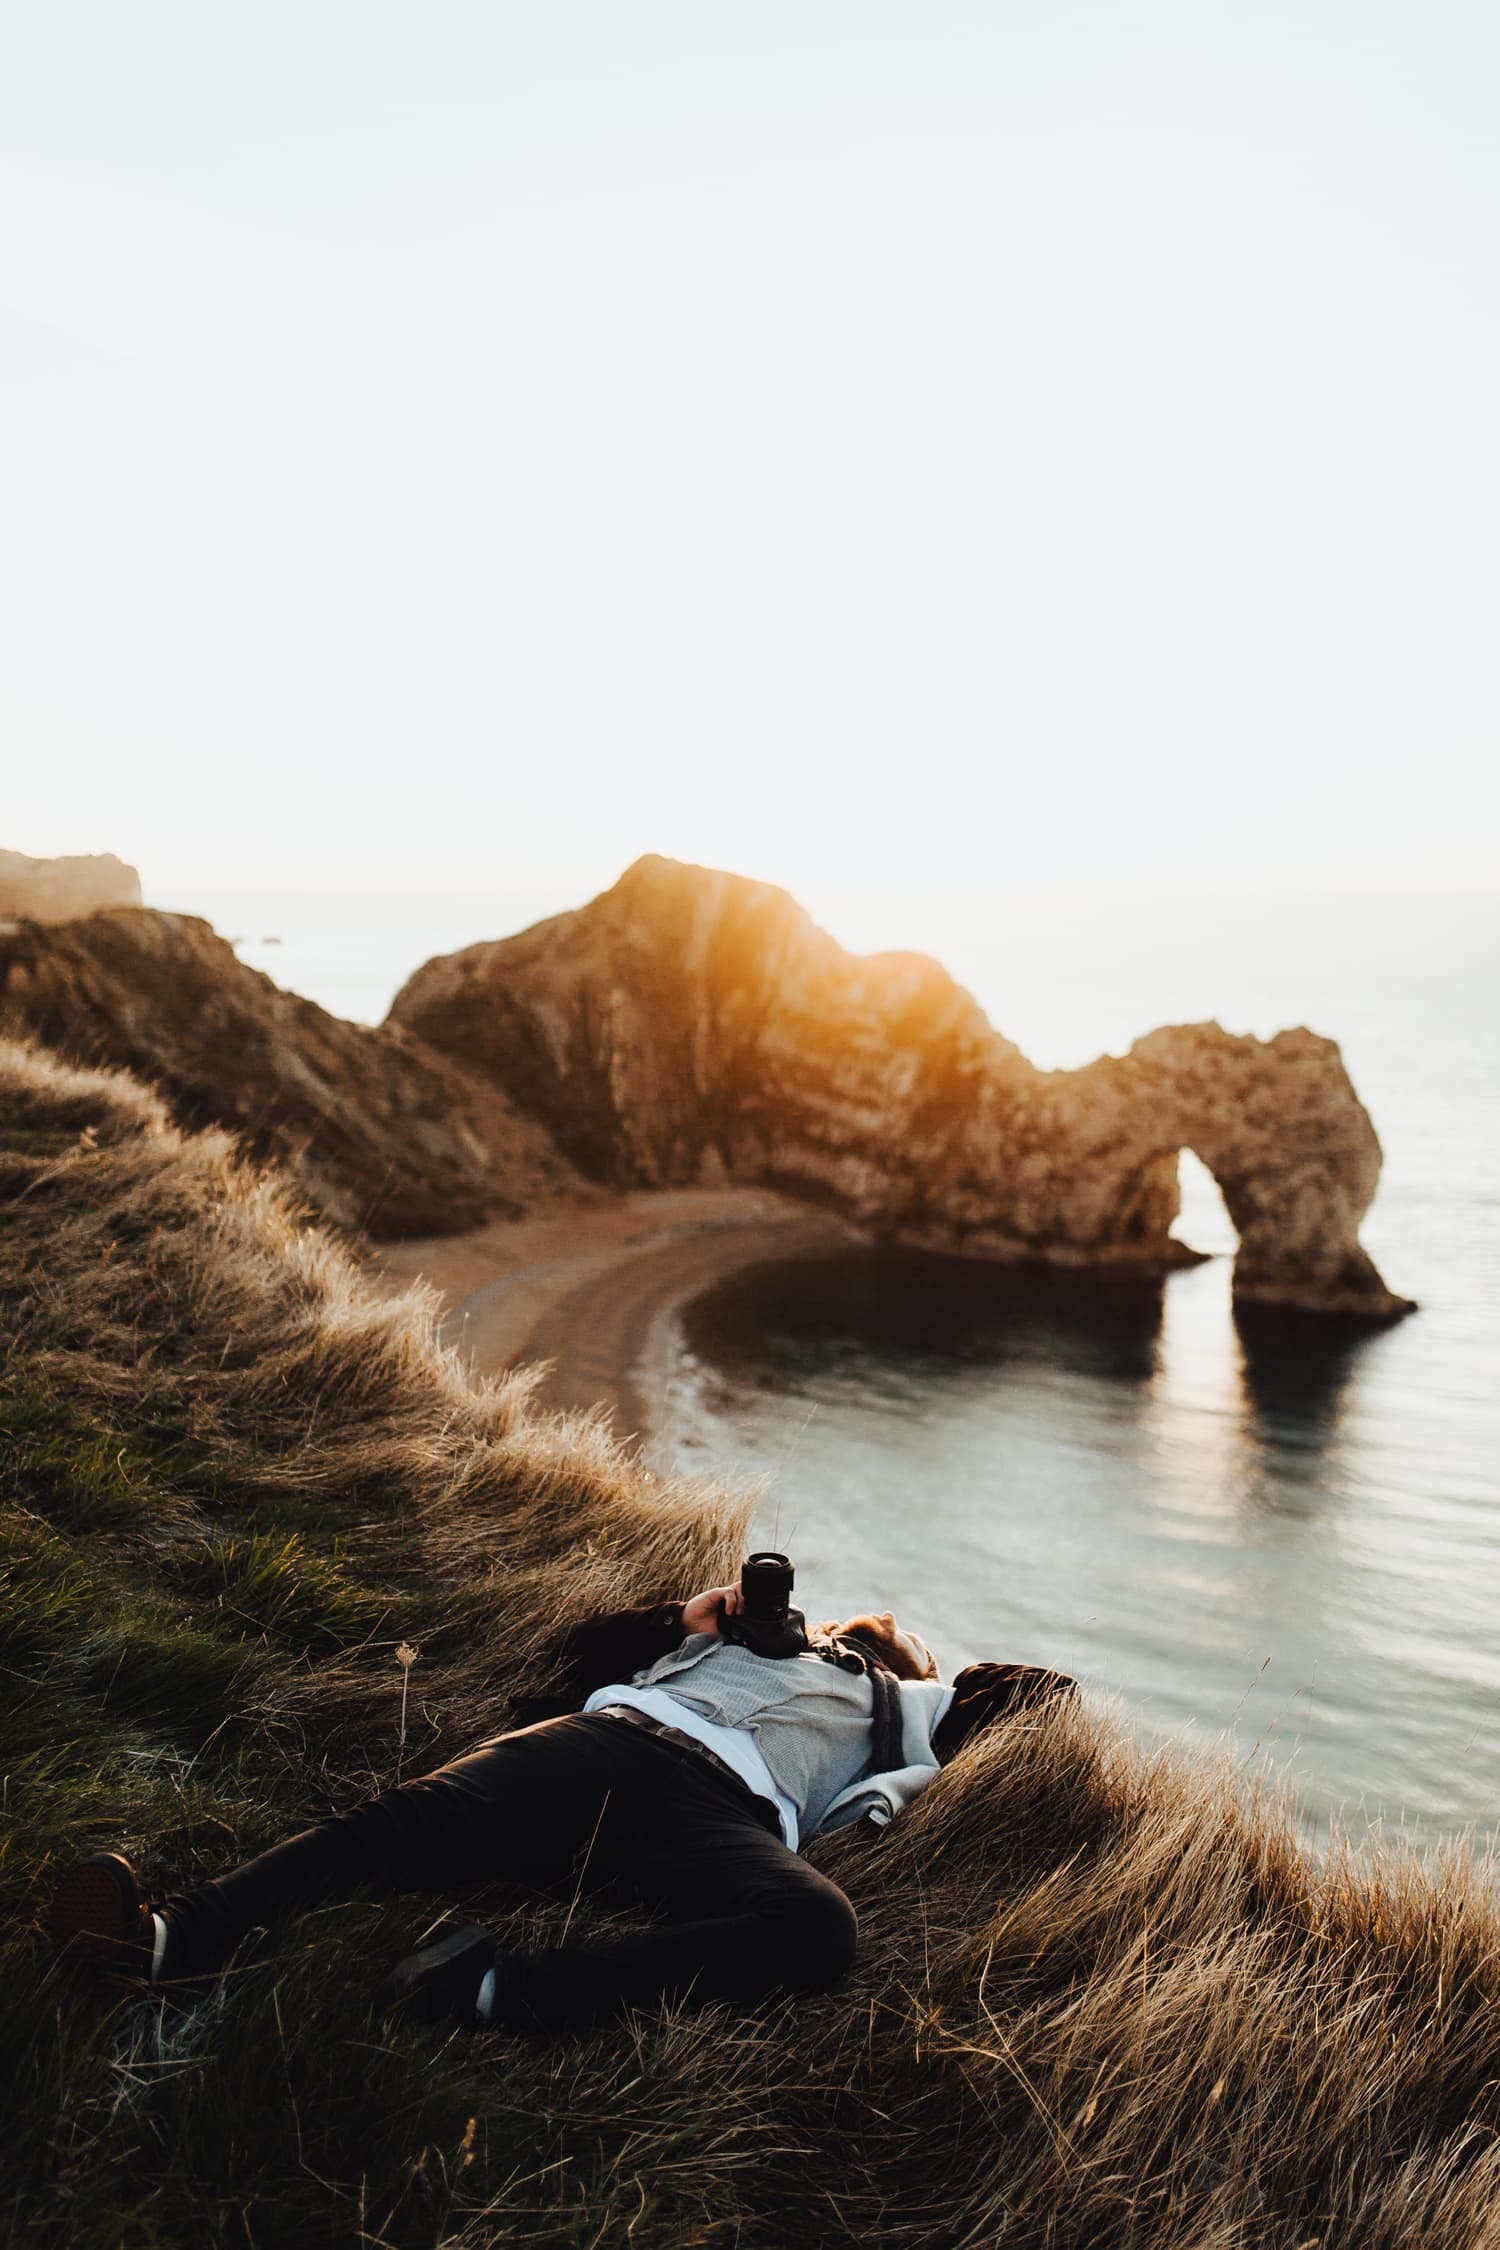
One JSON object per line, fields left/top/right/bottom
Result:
{"left": 722, "top": 1551, "right": 809, "bottom": 1661}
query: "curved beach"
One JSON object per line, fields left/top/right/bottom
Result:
{"left": 368, "top": 1186, "right": 857, "bottom": 1447}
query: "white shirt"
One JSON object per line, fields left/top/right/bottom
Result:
{"left": 583, "top": 1681, "right": 802, "bottom": 1846}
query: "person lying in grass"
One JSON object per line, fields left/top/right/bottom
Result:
{"left": 51, "top": 1570, "right": 1075, "bottom": 2034}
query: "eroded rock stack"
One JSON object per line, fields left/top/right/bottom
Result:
{"left": 390, "top": 855, "right": 1412, "bottom": 1318}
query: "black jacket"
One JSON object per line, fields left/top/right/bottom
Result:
{"left": 518, "top": 1601, "right": 1077, "bottom": 1767}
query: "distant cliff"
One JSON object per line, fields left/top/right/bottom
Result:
{"left": 390, "top": 855, "right": 1412, "bottom": 1319}
{"left": 0, "top": 849, "right": 141, "bottom": 921}
{"left": 0, "top": 910, "right": 587, "bottom": 1237}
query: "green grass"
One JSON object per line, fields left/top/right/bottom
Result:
{"left": 5, "top": 1033, "right": 1500, "bottom": 2248}
{"left": 157, "top": 1529, "right": 392, "bottom": 1654}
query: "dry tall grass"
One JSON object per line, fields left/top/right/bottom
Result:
{"left": 5, "top": 1033, "right": 1500, "bottom": 2249}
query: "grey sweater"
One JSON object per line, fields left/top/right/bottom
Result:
{"left": 632, "top": 1636, "right": 877, "bottom": 1837}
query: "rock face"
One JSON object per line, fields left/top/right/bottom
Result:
{"left": 0, "top": 910, "right": 588, "bottom": 1238}
{"left": 389, "top": 855, "right": 1413, "bottom": 1319}
{"left": 0, "top": 849, "right": 142, "bottom": 921}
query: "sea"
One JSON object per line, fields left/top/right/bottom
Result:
{"left": 175, "top": 879, "right": 1500, "bottom": 1850}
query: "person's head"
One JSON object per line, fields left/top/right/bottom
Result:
{"left": 833, "top": 1610, "right": 939, "bottom": 1682}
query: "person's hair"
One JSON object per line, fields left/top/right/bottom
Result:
{"left": 832, "top": 1612, "right": 939, "bottom": 1681}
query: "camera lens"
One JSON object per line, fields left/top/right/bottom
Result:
{"left": 740, "top": 1552, "right": 794, "bottom": 1622}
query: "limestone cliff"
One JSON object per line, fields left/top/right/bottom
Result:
{"left": 0, "top": 910, "right": 588, "bottom": 1237}
{"left": 0, "top": 849, "right": 141, "bottom": 921}
{"left": 389, "top": 855, "right": 1412, "bottom": 1319}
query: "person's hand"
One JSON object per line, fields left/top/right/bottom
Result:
{"left": 681, "top": 1584, "right": 743, "bottom": 1638}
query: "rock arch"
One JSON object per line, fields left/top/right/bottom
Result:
{"left": 1104, "top": 1024, "right": 1410, "bottom": 1317}
{"left": 389, "top": 856, "right": 1415, "bottom": 1322}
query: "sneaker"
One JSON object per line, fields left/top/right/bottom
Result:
{"left": 51, "top": 1851, "right": 156, "bottom": 1979}
{"left": 375, "top": 1922, "right": 499, "bottom": 2030}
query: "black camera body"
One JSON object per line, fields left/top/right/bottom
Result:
{"left": 721, "top": 1551, "right": 809, "bottom": 1661}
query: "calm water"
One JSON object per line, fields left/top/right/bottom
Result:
{"left": 174, "top": 880, "right": 1500, "bottom": 1844}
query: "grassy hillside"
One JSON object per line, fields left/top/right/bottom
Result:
{"left": 5, "top": 1034, "right": 1500, "bottom": 2249}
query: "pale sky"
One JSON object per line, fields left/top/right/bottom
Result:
{"left": 3, "top": 1, "right": 1496, "bottom": 902}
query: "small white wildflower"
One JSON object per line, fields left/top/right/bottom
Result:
{"left": 396, "top": 1641, "right": 420, "bottom": 1750}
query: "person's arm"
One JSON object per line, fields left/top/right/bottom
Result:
{"left": 931, "top": 1662, "right": 1077, "bottom": 1763}
{"left": 555, "top": 1600, "right": 687, "bottom": 1698}
{"left": 513, "top": 1584, "right": 744, "bottom": 1720}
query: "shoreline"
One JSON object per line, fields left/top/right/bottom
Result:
{"left": 367, "top": 1187, "right": 859, "bottom": 1450}
{"left": 367, "top": 1192, "right": 1227, "bottom": 1455}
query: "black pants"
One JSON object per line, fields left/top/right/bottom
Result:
{"left": 158, "top": 1715, "right": 858, "bottom": 2031}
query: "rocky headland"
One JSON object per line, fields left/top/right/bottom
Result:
{"left": 390, "top": 854, "right": 1413, "bottom": 1320}
{"left": 0, "top": 847, "right": 141, "bottom": 921}
{"left": 0, "top": 852, "right": 1412, "bottom": 1315}
{"left": 0, "top": 908, "right": 588, "bottom": 1237}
